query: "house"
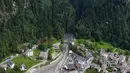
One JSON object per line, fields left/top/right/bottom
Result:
{"left": 25, "top": 49, "right": 33, "bottom": 57}
{"left": 127, "top": 57, "right": 130, "bottom": 64}
{"left": 91, "top": 63, "right": 101, "bottom": 71}
{"left": 71, "top": 41, "right": 75, "bottom": 45}
{"left": 53, "top": 43, "right": 60, "bottom": 49}
{"left": 6, "top": 59, "right": 15, "bottom": 69}
{"left": 77, "top": 44, "right": 85, "bottom": 50}
{"left": 91, "top": 63, "right": 97, "bottom": 68}
{"left": 101, "top": 53, "right": 108, "bottom": 59}
{"left": 112, "top": 58, "right": 119, "bottom": 65}
{"left": 120, "top": 68, "right": 127, "bottom": 73}
{"left": 86, "top": 52, "right": 94, "bottom": 63}
{"left": 75, "top": 56, "right": 88, "bottom": 69}
{"left": 63, "top": 64, "right": 76, "bottom": 71}
{"left": 0, "top": 64, "right": 8, "bottom": 70}
{"left": 121, "top": 62, "right": 127, "bottom": 67}
{"left": 21, "top": 46, "right": 29, "bottom": 53}
{"left": 108, "top": 53, "right": 115, "bottom": 60}
{"left": 73, "top": 52, "right": 93, "bottom": 69}
{"left": 100, "top": 49, "right": 105, "bottom": 54}
{"left": 101, "top": 64, "right": 107, "bottom": 72}
{"left": 75, "top": 63, "right": 81, "bottom": 69}
{"left": 80, "top": 44, "right": 85, "bottom": 48}
{"left": 20, "top": 64, "right": 26, "bottom": 71}
{"left": 118, "top": 55, "right": 126, "bottom": 64}
{"left": 39, "top": 52, "right": 48, "bottom": 60}
{"left": 69, "top": 50, "right": 73, "bottom": 54}
{"left": 77, "top": 59, "right": 86, "bottom": 69}
{"left": 32, "top": 45, "right": 38, "bottom": 50}
{"left": 100, "top": 49, "right": 108, "bottom": 58}
{"left": 68, "top": 57, "right": 75, "bottom": 64}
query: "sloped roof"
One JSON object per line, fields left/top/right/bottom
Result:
{"left": 66, "top": 64, "right": 76, "bottom": 70}
{"left": 39, "top": 52, "right": 48, "bottom": 58}
{"left": 7, "top": 59, "right": 14, "bottom": 66}
{"left": 20, "top": 64, "right": 26, "bottom": 69}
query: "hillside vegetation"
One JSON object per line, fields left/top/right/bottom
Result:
{"left": 0, "top": 0, "right": 130, "bottom": 60}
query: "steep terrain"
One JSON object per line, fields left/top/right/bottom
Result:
{"left": 0, "top": 0, "right": 74, "bottom": 59}
{"left": 0, "top": 0, "right": 130, "bottom": 60}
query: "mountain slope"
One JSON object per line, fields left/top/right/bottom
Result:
{"left": 0, "top": 0, "right": 130, "bottom": 60}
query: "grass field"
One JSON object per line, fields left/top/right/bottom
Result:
{"left": 75, "top": 39, "right": 113, "bottom": 49}
{"left": 4, "top": 56, "right": 39, "bottom": 73}
{"left": 92, "top": 41, "right": 113, "bottom": 49}
{"left": 75, "top": 39, "right": 130, "bottom": 55}
{"left": 12, "top": 56, "right": 38, "bottom": 68}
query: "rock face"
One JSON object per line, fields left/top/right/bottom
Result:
{"left": 0, "top": 0, "right": 29, "bottom": 24}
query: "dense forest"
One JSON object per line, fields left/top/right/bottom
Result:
{"left": 0, "top": 0, "right": 130, "bottom": 60}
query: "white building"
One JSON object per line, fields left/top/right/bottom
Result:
{"left": 20, "top": 64, "right": 26, "bottom": 71}
{"left": 6, "top": 59, "right": 15, "bottom": 69}
{"left": 32, "top": 45, "right": 38, "bottom": 50}
{"left": 100, "top": 49, "right": 108, "bottom": 58}
{"left": 53, "top": 43, "right": 60, "bottom": 49}
{"left": 118, "top": 55, "right": 126, "bottom": 64}
{"left": 78, "top": 60, "right": 86, "bottom": 69}
{"left": 39, "top": 52, "right": 48, "bottom": 60}
{"left": 71, "top": 41, "right": 75, "bottom": 45}
{"left": 127, "top": 57, "right": 130, "bottom": 64}
{"left": 25, "top": 49, "right": 33, "bottom": 57}
{"left": 69, "top": 50, "right": 73, "bottom": 54}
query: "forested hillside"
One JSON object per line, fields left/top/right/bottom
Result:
{"left": 72, "top": 0, "right": 130, "bottom": 49}
{"left": 0, "top": 0, "right": 130, "bottom": 60}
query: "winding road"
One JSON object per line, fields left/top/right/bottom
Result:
{"left": 30, "top": 34, "right": 74, "bottom": 73}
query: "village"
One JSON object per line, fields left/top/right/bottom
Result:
{"left": 0, "top": 38, "right": 62, "bottom": 73}
{"left": 1, "top": 37, "right": 130, "bottom": 73}
{"left": 61, "top": 42, "right": 130, "bottom": 73}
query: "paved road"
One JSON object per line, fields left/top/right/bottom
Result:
{"left": 32, "top": 43, "right": 68, "bottom": 73}
{"left": 31, "top": 34, "right": 74, "bottom": 73}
